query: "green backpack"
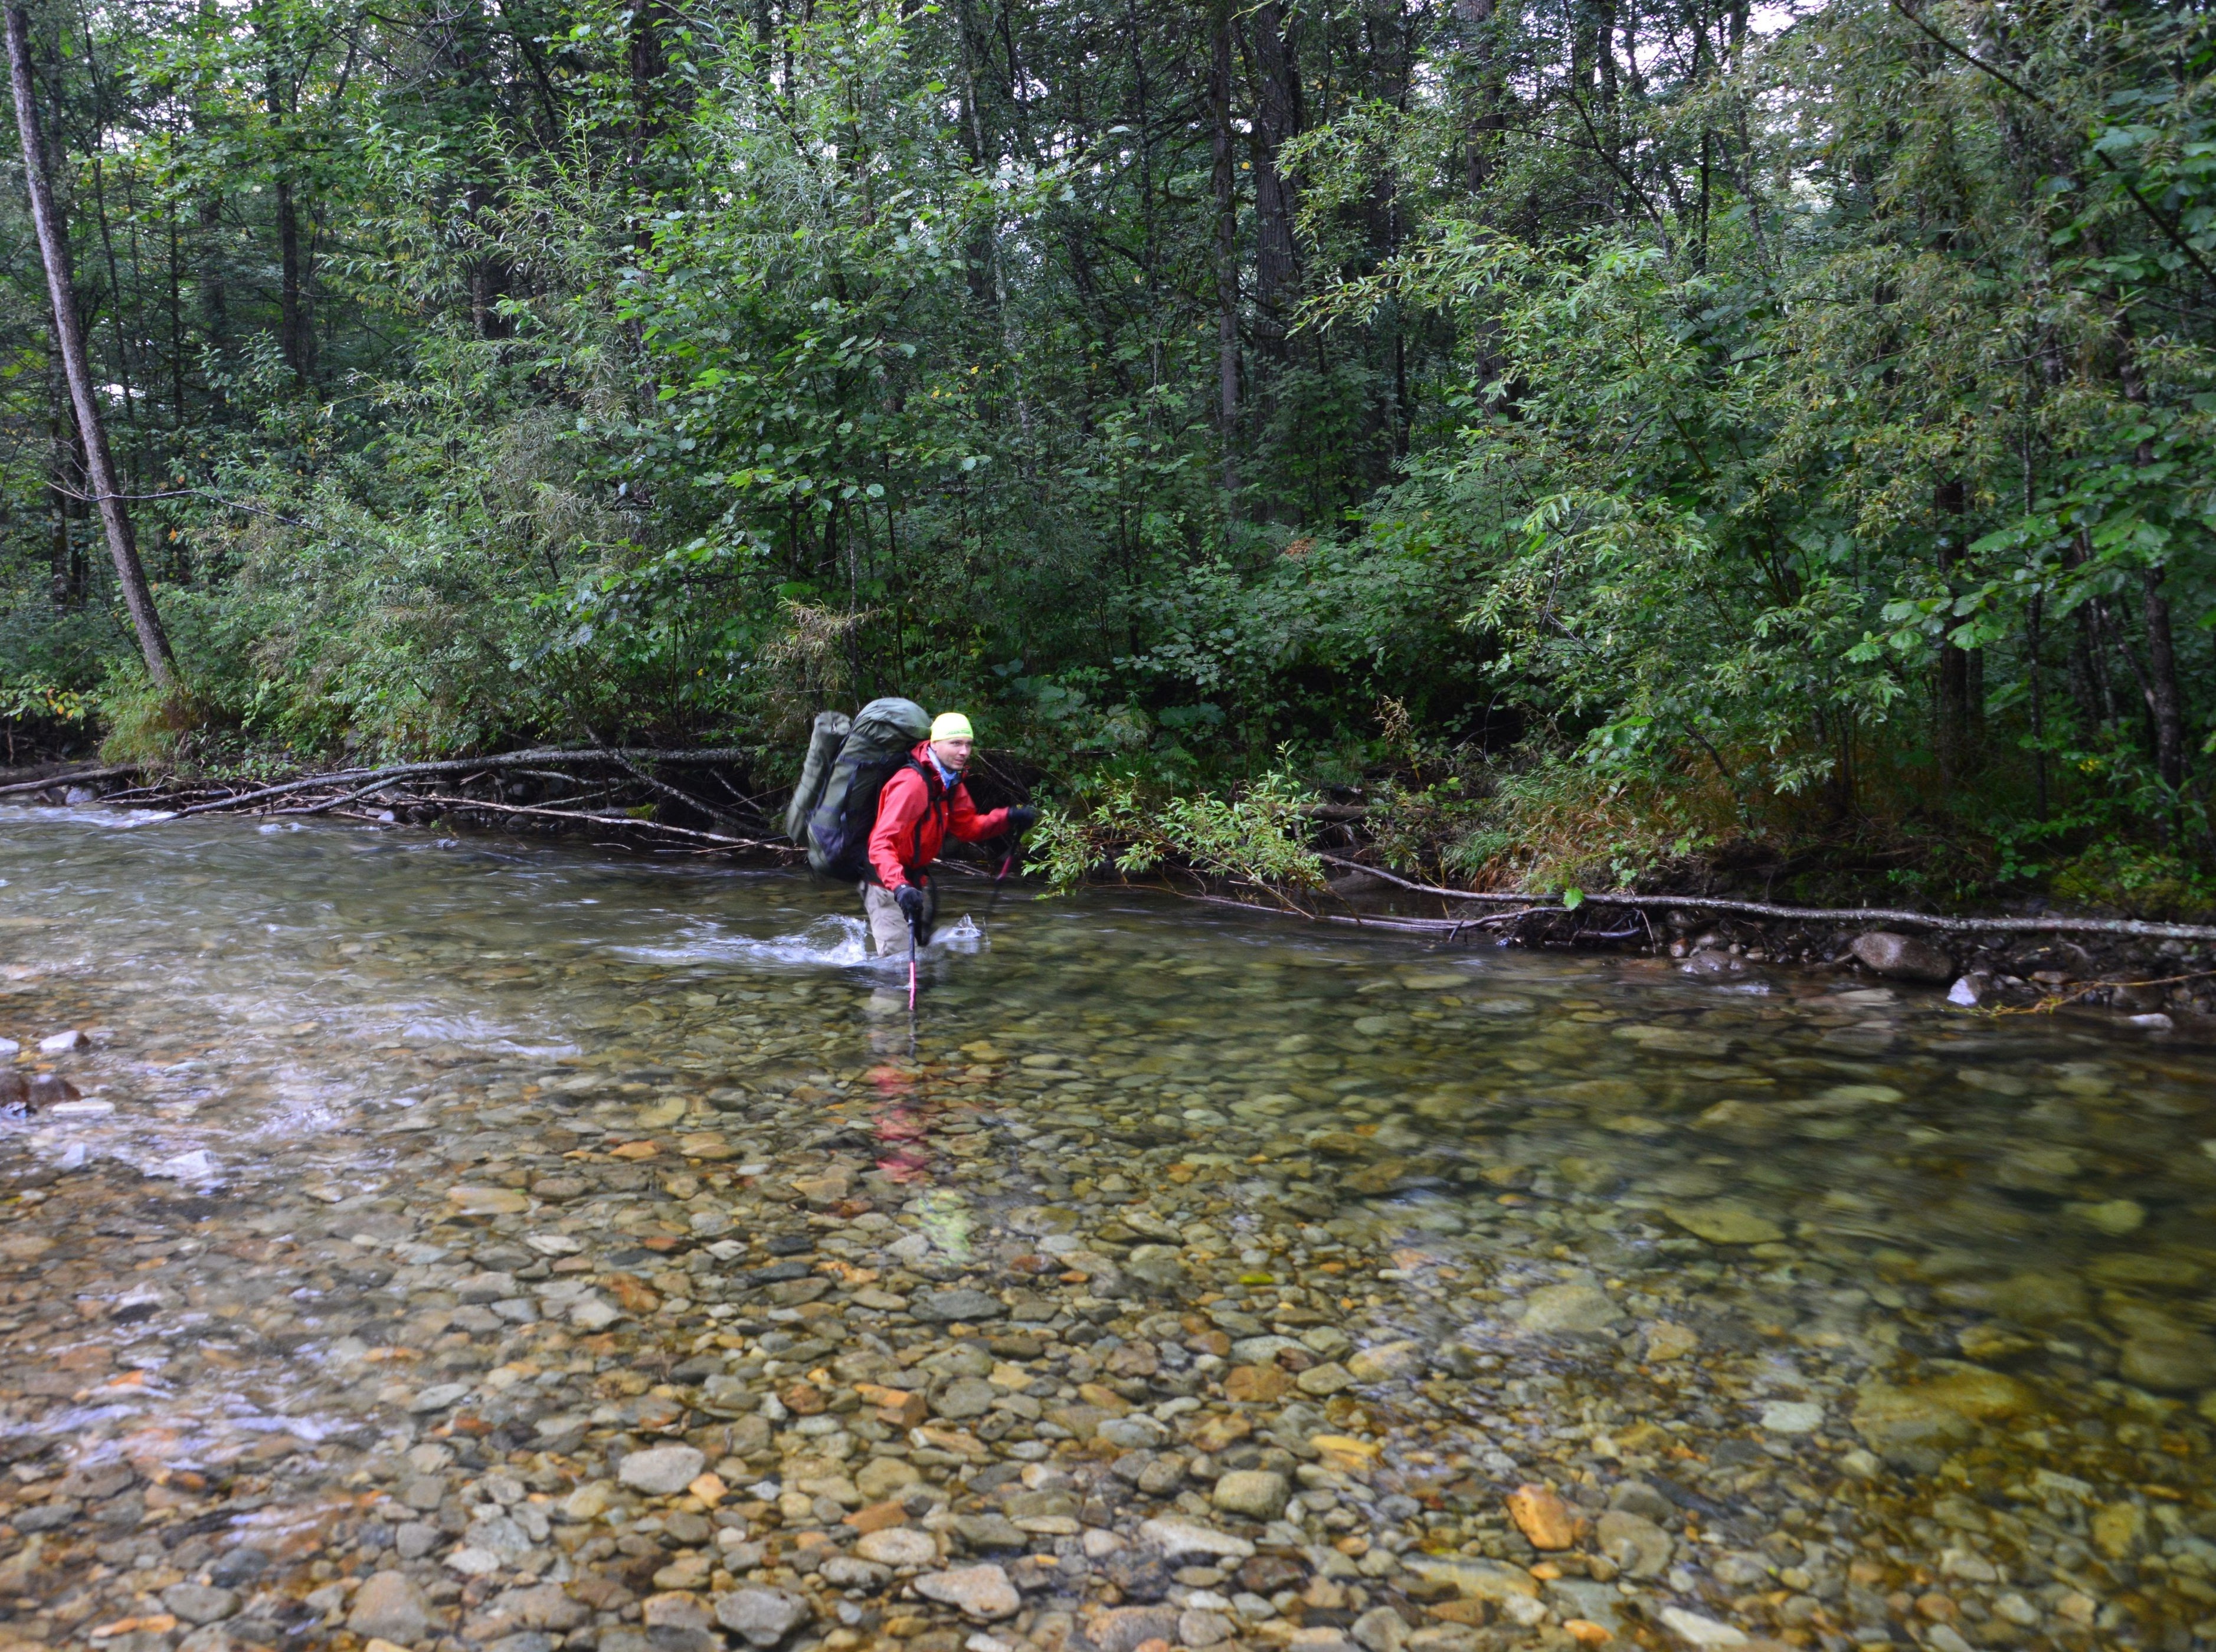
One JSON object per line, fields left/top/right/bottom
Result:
{"left": 791, "top": 697, "right": 932, "bottom": 880}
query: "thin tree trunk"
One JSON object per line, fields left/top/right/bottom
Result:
{"left": 1933, "top": 476, "right": 1975, "bottom": 785}
{"left": 1458, "top": 0, "right": 1503, "bottom": 191}
{"left": 2140, "top": 566, "right": 2185, "bottom": 794}
{"left": 275, "top": 173, "right": 313, "bottom": 384}
{"left": 6, "top": 3, "right": 173, "bottom": 685}
{"left": 1249, "top": 0, "right": 1301, "bottom": 358}
{"left": 1210, "top": 1, "right": 1239, "bottom": 499}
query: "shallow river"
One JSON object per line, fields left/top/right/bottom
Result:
{"left": 0, "top": 808, "right": 2213, "bottom": 1652}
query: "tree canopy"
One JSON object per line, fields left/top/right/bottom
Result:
{"left": 2, "top": 0, "right": 2212, "bottom": 903}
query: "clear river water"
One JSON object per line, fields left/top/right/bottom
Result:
{"left": 0, "top": 805, "right": 2212, "bottom": 1652}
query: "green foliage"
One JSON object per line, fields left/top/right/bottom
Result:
{"left": 1032, "top": 763, "right": 1325, "bottom": 899}
{"left": 0, "top": 0, "right": 2210, "bottom": 914}
{"left": 2052, "top": 842, "right": 2216, "bottom": 922}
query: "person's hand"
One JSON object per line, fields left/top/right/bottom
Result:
{"left": 1006, "top": 805, "right": 1037, "bottom": 835}
{"left": 895, "top": 883, "right": 928, "bottom": 929}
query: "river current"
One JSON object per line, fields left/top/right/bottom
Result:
{"left": 0, "top": 805, "right": 2212, "bottom": 1652}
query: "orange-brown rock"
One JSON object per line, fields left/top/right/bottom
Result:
{"left": 854, "top": 1382, "right": 928, "bottom": 1428}
{"left": 780, "top": 1381, "right": 827, "bottom": 1415}
{"left": 604, "top": 1273, "right": 662, "bottom": 1315}
{"left": 1426, "top": 1601, "right": 1491, "bottom": 1627}
{"left": 1225, "top": 1365, "right": 1293, "bottom": 1402}
{"left": 1507, "top": 1483, "right": 1576, "bottom": 1551}
{"left": 845, "top": 1499, "right": 909, "bottom": 1535}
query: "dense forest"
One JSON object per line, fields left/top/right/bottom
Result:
{"left": 0, "top": 0, "right": 2211, "bottom": 909}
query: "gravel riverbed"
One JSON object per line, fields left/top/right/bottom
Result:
{"left": 0, "top": 809, "right": 2212, "bottom": 1652}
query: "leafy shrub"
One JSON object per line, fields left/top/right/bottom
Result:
{"left": 1032, "top": 761, "right": 1325, "bottom": 901}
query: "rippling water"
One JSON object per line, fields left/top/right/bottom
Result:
{"left": 1, "top": 804, "right": 2214, "bottom": 1652}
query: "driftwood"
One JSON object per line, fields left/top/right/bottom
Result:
{"left": 171, "top": 748, "right": 753, "bottom": 817}
{"left": 1317, "top": 853, "right": 2216, "bottom": 945}
{"left": 0, "top": 763, "right": 137, "bottom": 798}
{"left": 400, "top": 794, "right": 797, "bottom": 853}
{"left": 130, "top": 747, "right": 803, "bottom": 857}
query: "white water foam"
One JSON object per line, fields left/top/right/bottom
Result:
{"left": 620, "top": 910, "right": 987, "bottom": 971}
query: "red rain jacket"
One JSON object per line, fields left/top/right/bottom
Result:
{"left": 868, "top": 742, "right": 1012, "bottom": 890}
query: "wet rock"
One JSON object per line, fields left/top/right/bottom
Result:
{"left": 1851, "top": 932, "right": 1955, "bottom": 983}
{"left": 448, "top": 1185, "right": 528, "bottom": 1217}
{"left": 856, "top": 1528, "right": 936, "bottom": 1566}
{"left": 1180, "top": 1608, "right": 1237, "bottom": 1648}
{"left": 912, "top": 1289, "right": 1007, "bottom": 1322}
{"left": 37, "top": 1029, "right": 86, "bottom": 1054}
{"left": 1351, "top": 1605, "right": 1409, "bottom": 1652}
{"left": 956, "top": 1513, "right": 1027, "bottom": 1551}
{"left": 1594, "top": 1509, "right": 1671, "bottom": 1577}
{"left": 2118, "top": 1325, "right": 2216, "bottom": 1392}
{"left": 856, "top": 1457, "right": 922, "bottom": 1501}
{"left": 1210, "top": 1470, "right": 1288, "bottom": 1519}
{"left": 1661, "top": 1201, "right": 1783, "bottom": 1245}
{"left": 1759, "top": 1400, "right": 1822, "bottom": 1433}
{"left": 1297, "top": 1361, "right": 1356, "bottom": 1395}
{"left": 620, "top": 1444, "right": 706, "bottom": 1494}
{"left": 1137, "top": 1517, "right": 1256, "bottom": 1562}
{"left": 1659, "top": 1606, "right": 1749, "bottom": 1647}
{"left": 25, "top": 1072, "right": 79, "bottom": 1108}
{"left": 161, "top": 1584, "right": 240, "bottom": 1625}
{"left": 1086, "top": 1605, "right": 1182, "bottom": 1652}
{"left": 1104, "top": 1548, "right": 1175, "bottom": 1601}
{"left": 915, "top": 1563, "right": 1021, "bottom": 1620}
{"left": 715, "top": 1587, "right": 810, "bottom": 1647}
{"left": 1506, "top": 1484, "right": 1575, "bottom": 1550}
{"left": 1347, "top": 1339, "right": 1423, "bottom": 1382}
{"left": 934, "top": 1376, "right": 998, "bottom": 1418}
{"left": 1608, "top": 1481, "right": 1672, "bottom": 1523}
{"left": 1400, "top": 1555, "right": 1539, "bottom": 1602}
{"left": 1125, "top": 1245, "right": 1187, "bottom": 1290}
{"left": 2092, "top": 1502, "right": 2146, "bottom": 1559}
{"left": 2071, "top": 1197, "right": 2146, "bottom": 1236}
{"left": 1519, "top": 1279, "right": 1623, "bottom": 1335}
{"left": 347, "top": 1572, "right": 431, "bottom": 1644}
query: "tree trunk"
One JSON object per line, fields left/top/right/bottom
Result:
{"left": 954, "top": 0, "right": 997, "bottom": 310}
{"left": 1210, "top": 0, "right": 1238, "bottom": 498}
{"left": 2140, "top": 566, "right": 2186, "bottom": 794}
{"left": 1457, "top": 0, "right": 1503, "bottom": 191}
{"left": 275, "top": 173, "right": 313, "bottom": 383}
{"left": 1932, "top": 476, "right": 1975, "bottom": 785}
{"left": 47, "top": 348, "right": 80, "bottom": 609}
{"left": 6, "top": 3, "right": 174, "bottom": 686}
{"left": 1248, "top": 0, "right": 1301, "bottom": 357}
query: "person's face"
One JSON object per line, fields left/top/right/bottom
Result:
{"left": 932, "top": 736, "right": 974, "bottom": 772}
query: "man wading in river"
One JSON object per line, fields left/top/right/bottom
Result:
{"left": 863, "top": 712, "right": 1034, "bottom": 955}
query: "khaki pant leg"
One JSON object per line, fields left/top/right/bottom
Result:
{"left": 862, "top": 883, "right": 908, "bottom": 956}
{"left": 860, "top": 879, "right": 935, "bottom": 955}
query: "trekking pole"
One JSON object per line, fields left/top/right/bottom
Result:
{"left": 983, "top": 849, "right": 1014, "bottom": 925}
{"left": 907, "top": 920, "right": 919, "bottom": 1019}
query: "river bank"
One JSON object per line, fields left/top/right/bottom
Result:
{"left": 11, "top": 761, "right": 2213, "bottom": 1034}
{"left": 0, "top": 805, "right": 2214, "bottom": 1652}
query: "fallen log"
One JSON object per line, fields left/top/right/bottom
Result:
{"left": 169, "top": 748, "right": 754, "bottom": 817}
{"left": 398, "top": 793, "right": 800, "bottom": 854}
{"left": 1315, "top": 853, "right": 2216, "bottom": 945}
{"left": 0, "top": 763, "right": 136, "bottom": 798}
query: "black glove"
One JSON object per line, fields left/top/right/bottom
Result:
{"left": 1005, "top": 805, "right": 1037, "bottom": 835}
{"left": 894, "top": 883, "right": 928, "bottom": 931}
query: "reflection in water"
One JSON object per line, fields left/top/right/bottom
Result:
{"left": 0, "top": 804, "right": 2210, "bottom": 1650}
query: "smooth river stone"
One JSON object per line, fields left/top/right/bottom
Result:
{"left": 447, "top": 1185, "right": 528, "bottom": 1216}
{"left": 914, "top": 1564, "right": 1020, "bottom": 1620}
{"left": 1661, "top": 1201, "right": 1783, "bottom": 1244}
